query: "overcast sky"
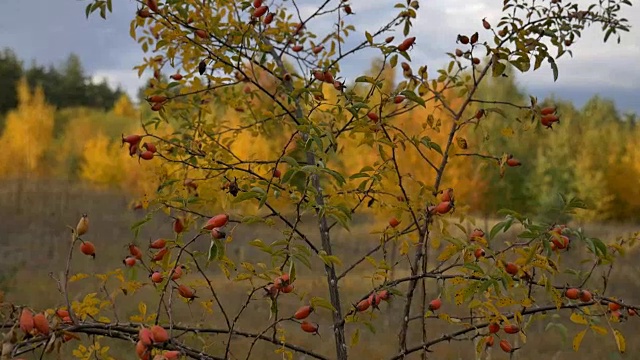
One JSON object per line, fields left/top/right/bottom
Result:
{"left": 1, "top": 0, "right": 638, "bottom": 114}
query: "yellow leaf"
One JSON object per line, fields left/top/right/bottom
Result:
{"left": 200, "top": 300, "right": 214, "bottom": 314}
{"left": 468, "top": 299, "right": 482, "bottom": 309}
{"left": 138, "top": 302, "right": 147, "bottom": 317}
{"left": 437, "top": 244, "right": 458, "bottom": 262}
{"left": 514, "top": 311, "right": 523, "bottom": 325}
{"left": 98, "top": 316, "right": 110, "bottom": 323}
{"left": 590, "top": 325, "right": 608, "bottom": 335}
{"left": 430, "top": 236, "right": 441, "bottom": 249}
{"left": 234, "top": 273, "right": 253, "bottom": 281}
{"left": 496, "top": 297, "right": 517, "bottom": 307}
{"left": 69, "top": 273, "right": 89, "bottom": 283}
{"left": 613, "top": 329, "right": 626, "bottom": 353}
{"left": 572, "top": 328, "right": 587, "bottom": 351}
{"left": 450, "top": 276, "right": 465, "bottom": 285}
{"left": 570, "top": 312, "right": 588, "bottom": 325}
{"left": 549, "top": 287, "right": 563, "bottom": 309}
{"left": 399, "top": 240, "right": 409, "bottom": 256}
{"left": 501, "top": 127, "right": 515, "bottom": 137}
{"left": 520, "top": 298, "right": 533, "bottom": 308}
{"left": 350, "top": 328, "right": 360, "bottom": 347}
{"left": 454, "top": 289, "right": 465, "bottom": 305}
{"left": 518, "top": 330, "right": 527, "bottom": 344}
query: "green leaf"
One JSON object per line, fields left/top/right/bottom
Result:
{"left": 322, "top": 168, "right": 346, "bottom": 185}
{"left": 232, "top": 191, "right": 260, "bottom": 203}
{"left": 400, "top": 90, "right": 426, "bottom": 107}
{"left": 463, "top": 263, "right": 484, "bottom": 274}
{"left": 280, "top": 156, "right": 299, "bottom": 167}
{"left": 390, "top": 54, "right": 398, "bottom": 68}
{"left": 492, "top": 61, "right": 506, "bottom": 77}
{"left": 207, "top": 240, "right": 218, "bottom": 262}
{"left": 354, "top": 76, "right": 377, "bottom": 83}
{"left": 288, "top": 261, "right": 296, "bottom": 283}
{"left": 489, "top": 220, "right": 506, "bottom": 240}
{"left": 365, "top": 31, "right": 373, "bottom": 45}
{"left": 319, "top": 252, "right": 342, "bottom": 267}
{"left": 592, "top": 238, "right": 608, "bottom": 257}
{"left": 548, "top": 57, "right": 559, "bottom": 81}
{"left": 310, "top": 296, "right": 336, "bottom": 312}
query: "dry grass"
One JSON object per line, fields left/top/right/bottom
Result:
{"left": 0, "top": 179, "right": 639, "bottom": 360}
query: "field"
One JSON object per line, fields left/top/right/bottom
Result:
{"left": 1, "top": 179, "right": 639, "bottom": 360}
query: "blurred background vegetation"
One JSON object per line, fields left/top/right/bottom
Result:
{"left": 1, "top": 46, "right": 640, "bottom": 359}
{"left": 1, "top": 46, "right": 638, "bottom": 223}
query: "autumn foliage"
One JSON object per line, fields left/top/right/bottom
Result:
{"left": 0, "top": 0, "right": 638, "bottom": 360}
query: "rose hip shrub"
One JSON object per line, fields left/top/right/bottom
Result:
{"left": 1, "top": 1, "right": 636, "bottom": 360}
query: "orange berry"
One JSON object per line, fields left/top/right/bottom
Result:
{"left": 434, "top": 201, "right": 453, "bottom": 215}
{"left": 579, "top": 290, "right": 593, "bottom": 302}
{"left": 505, "top": 262, "right": 519, "bottom": 275}
{"left": 440, "top": 188, "right": 454, "bottom": 202}
{"left": 541, "top": 106, "right": 556, "bottom": 115}
{"left": 151, "top": 248, "right": 169, "bottom": 262}
{"left": 300, "top": 321, "right": 319, "bottom": 334}
{"left": 609, "top": 301, "right": 622, "bottom": 312}
{"left": 173, "top": 217, "right": 185, "bottom": 233}
{"left": 499, "top": 339, "right": 512, "bottom": 353}
{"left": 170, "top": 265, "right": 184, "bottom": 280}
{"left": 485, "top": 335, "right": 494, "bottom": 347}
{"left": 146, "top": 0, "right": 159, "bottom": 13}
{"left": 195, "top": 29, "right": 207, "bottom": 39}
{"left": 488, "top": 322, "right": 500, "bottom": 334}
{"left": 129, "top": 244, "right": 143, "bottom": 260}
{"left": 177, "top": 285, "right": 197, "bottom": 300}
{"left": 397, "top": 37, "right": 416, "bottom": 52}
{"left": 389, "top": 217, "right": 400, "bottom": 228}
{"left": 565, "top": 288, "right": 580, "bottom": 300}
{"left": 80, "top": 241, "right": 96, "bottom": 259}
{"left": 503, "top": 324, "right": 519, "bottom": 334}
{"left": 203, "top": 213, "right": 229, "bottom": 230}
{"left": 136, "top": 340, "right": 150, "bottom": 360}
{"left": 264, "top": 12, "right": 275, "bottom": 25}
{"left": 148, "top": 95, "right": 167, "bottom": 103}
{"left": 253, "top": 5, "right": 268, "bottom": 18}
{"left": 149, "top": 238, "right": 167, "bottom": 249}
{"left": 33, "top": 313, "right": 49, "bottom": 336}
{"left": 506, "top": 158, "right": 521, "bottom": 167}
{"left": 469, "top": 228, "right": 485, "bottom": 241}
{"left": 151, "top": 325, "right": 169, "bottom": 343}
{"left": 294, "top": 305, "right": 314, "bottom": 320}
{"left": 123, "top": 256, "right": 137, "bottom": 267}
{"left": 150, "top": 271, "right": 163, "bottom": 283}
{"left": 138, "top": 327, "right": 154, "bottom": 346}
{"left": 356, "top": 299, "right": 371, "bottom": 312}
{"left": 142, "top": 142, "right": 157, "bottom": 153}
{"left": 428, "top": 298, "right": 442, "bottom": 311}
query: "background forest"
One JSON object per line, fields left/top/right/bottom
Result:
{"left": 1, "top": 47, "right": 638, "bottom": 223}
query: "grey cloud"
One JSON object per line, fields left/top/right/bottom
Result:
{"left": 0, "top": 0, "right": 637, "bottom": 112}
